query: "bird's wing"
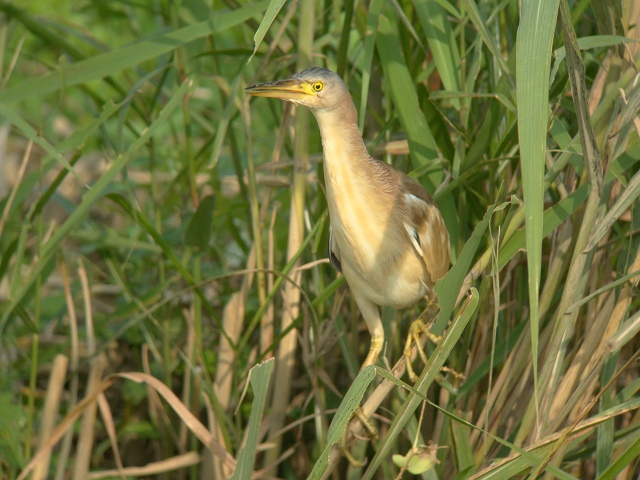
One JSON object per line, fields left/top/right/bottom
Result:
{"left": 400, "top": 175, "right": 450, "bottom": 285}
{"left": 328, "top": 225, "right": 343, "bottom": 273}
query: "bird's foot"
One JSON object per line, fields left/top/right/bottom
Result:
{"left": 341, "top": 406, "right": 378, "bottom": 467}
{"left": 403, "top": 319, "right": 465, "bottom": 383}
{"left": 403, "top": 319, "right": 442, "bottom": 383}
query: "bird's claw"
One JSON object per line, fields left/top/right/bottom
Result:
{"left": 403, "top": 319, "right": 442, "bottom": 383}
{"left": 341, "top": 406, "right": 378, "bottom": 467}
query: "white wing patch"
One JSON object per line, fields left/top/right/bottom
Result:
{"left": 404, "top": 223, "right": 423, "bottom": 258}
{"left": 405, "top": 192, "right": 426, "bottom": 207}
{"left": 404, "top": 193, "right": 429, "bottom": 260}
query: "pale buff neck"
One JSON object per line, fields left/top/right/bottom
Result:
{"left": 312, "top": 101, "right": 370, "bottom": 171}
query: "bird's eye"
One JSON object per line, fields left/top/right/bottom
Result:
{"left": 312, "top": 82, "right": 324, "bottom": 92}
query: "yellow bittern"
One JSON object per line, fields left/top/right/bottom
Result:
{"left": 245, "top": 67, "right": 450, "bottom": 380}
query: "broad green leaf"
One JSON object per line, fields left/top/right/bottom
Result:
{"left": 516, "top": 0, "right": 560, "bottom": 427}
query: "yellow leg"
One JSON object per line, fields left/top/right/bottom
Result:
{"left": 361, "top": 333, "right": 383, "bottom": 368}
{"left": 403, "top": 319, "right": 441, "bottom": 383}
{"left": 341, "top": 406, "right": 378, "bottom": 466}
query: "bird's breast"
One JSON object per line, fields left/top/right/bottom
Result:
{"left": 324, "top": 160, "right": 394, "bottom": 271}
{"left": 317, "top": 119, "right": 432, "bottom": 307}
{"left": 323, "top": 161, "right": 428, "bottom": 308}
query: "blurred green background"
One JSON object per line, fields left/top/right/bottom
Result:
{"left": 0, "top": 0, "right": 639, "bottom": 478}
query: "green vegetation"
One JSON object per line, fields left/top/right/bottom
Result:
{"left": 0, "top": 0, "right": 639, "bottom": 478}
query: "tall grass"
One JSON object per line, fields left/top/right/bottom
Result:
{"left": 0, "top": 0, "right": 639, "bottom": 478}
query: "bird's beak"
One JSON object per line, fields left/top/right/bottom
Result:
{"left": 245, "top": 78, "right": 316, "bottom": 102}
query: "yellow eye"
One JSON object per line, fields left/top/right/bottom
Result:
{"left": 312, "top": 82, "right": 324, "bottom": 92}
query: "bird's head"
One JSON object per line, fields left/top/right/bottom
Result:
{"left": 245, "top": 67, "right": 349, "bottom": 112}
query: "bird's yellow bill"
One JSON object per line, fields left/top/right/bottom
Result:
{"left": 244, "top": 78, "right": 316, "bottom": 101}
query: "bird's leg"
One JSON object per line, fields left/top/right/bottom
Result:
{"left": 341, "top": 406, "right": 379, "bottom": 467}
{"left": 403, "top": 318, "right": 442, "bottom": 383}
{"left": 356, "top": 294, "right": 385, "bottom": 369}
{"left": 361, "top": 333, "right": 383, "bottom": 368}
{"left": 404, "top": 299, "right": 441, "bottom": 383}
{"left": 404, "top": 300, "right": 465, "bottom": 383}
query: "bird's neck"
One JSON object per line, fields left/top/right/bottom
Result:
{"left": 312, "top": 104, "right": 389, "bottom": 231}
{"left": 313, "top": 106, "right": 370, "bottom": 172}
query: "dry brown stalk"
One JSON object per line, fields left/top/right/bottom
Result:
{"left": 32, "top": 354, "right": 68, "bottom": 480}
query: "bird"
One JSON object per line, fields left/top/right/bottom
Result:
{"left": 245, "top": 67, "right": 450, "bottom": 381}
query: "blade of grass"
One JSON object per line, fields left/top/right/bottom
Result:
{"left": 0, "top": 104, "right": 81, "bottom": 183}
{"left": 471, "top": 398, "right": 640, "bottom": 479}
{"left": 32, "top": 354, "right": 68, "bottom": 480}
{"left": 435, "top": 202, "right": 497, "bottom": 332}
{"left": 596, "top": 433, "right": 640, "bottom": 480}
{"left": 307, "top": 366, "right": 378, "bottom": 480}
{"left": 497, "top": 184, "right": 590, "bottom": 272}
{"left": 335, "top": 0, "right": 355, "bottom": 77}
{"left": 247, "top": 0, "right": 286, "bottom": 64}
{"left": 358, "top": 0, "right": 384, "bottom": 134}
{"left": 414, "top": 0, "right": 462, "bottom": 110}
{"left": 107, "top": 192, "right": 228, "bottom": 342}
{"left": 86, "top": 453, "right": 200, "bottom": 479}
{"left": 560, "top": 0, "right": 603, "bottom": 194}
{"left": 240, "top": 94, "right": 268, "bottom": 344}
{"left": 596, "top": 353, "right": 618, "bottom": 476}
{"left": 525, "top": 0, "right": 607, "bottom": 440}
{"left": 460, "top": 0, "right": 515, "bottom": 90}
{"left": 376, "top": 15, "right": 438, "bottom": 181}
{"left": 586, "top": 167, "right": 640, "bottom": 252}
{"left": 72, "top": 353, "right": 107, "bottom": 480}
{"left": 231, "top": 359, "right": 275, "bottom": 480}
{"left": 237, "top": 211, "right": 328, "bottom": 355}
{"left": 515, "top": 0, "right": 560, "bottom": 439}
